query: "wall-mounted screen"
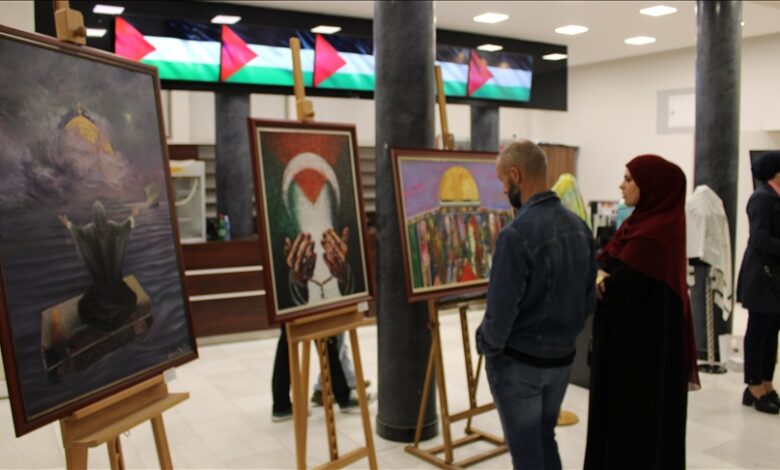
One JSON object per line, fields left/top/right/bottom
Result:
{"left": 115, "top": 16, "right": 221, "bottom": 82}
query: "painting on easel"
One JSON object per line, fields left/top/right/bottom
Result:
{"left": 249, "top": 119, "right": 373, "bottom": 323}
{"left": 391, "top": 149, "right": 515, "bottom": 302}
{"left": 0, "top": 25, "right": 196, "bottom": 436}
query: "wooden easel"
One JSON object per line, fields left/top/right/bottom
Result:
{"left": 405, "top": 297, "right": 507, "bottom": 469}
{"left": 48, "top": 3, "right": 189, "bottom": 469}
{"left": 284, "top": 37, "right": 377, "bottom": 470}
{"left": 404, "top": 67, "right": 508, "bottom": 468}
{"left": 60, "top": 375, "right": 188, "bottom": 470}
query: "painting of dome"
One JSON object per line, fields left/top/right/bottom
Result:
{"left": 438, "top": 166, "right": 480, "bottom": 205}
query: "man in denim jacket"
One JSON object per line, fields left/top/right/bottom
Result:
{"left": 477, "top": 141, "right": 597, "bottom": 470}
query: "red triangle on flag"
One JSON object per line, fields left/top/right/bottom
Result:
{"left": 221, "top": 25, "right": 258, "bottom": 82}
{"left": 313, "top": 34, "right": 346, "bottom": 87}
{"left": 115, "top": 17, "right": 156, "bottom": 62}
{"left": 294, "top": 169, "right": 328, "bottom": 204}
{"left": 467, "top": 50, "right": 494, "bottom": 96}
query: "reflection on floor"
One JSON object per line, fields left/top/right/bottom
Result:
{"left": 1, "top": 309, "right": 778, "bottom": 469}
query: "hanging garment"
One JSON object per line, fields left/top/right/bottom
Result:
{"left": 685, "top": 185, "right": 733, "bottom": 320}
{"left": 552, "top": 173, "right": 592, "bottom": 229}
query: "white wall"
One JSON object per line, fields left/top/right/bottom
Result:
{"left": 528, "top": 33, "right": 780, "bottom": 335}
{"left": 0, "top": 1, "right": 34, "bottom": 33}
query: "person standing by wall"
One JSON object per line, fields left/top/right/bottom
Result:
{"left": 737, "top": 151, "right": 780, "bottom": 414}
{"left": 477, "top": 140, "right": 597, "bottom": 469}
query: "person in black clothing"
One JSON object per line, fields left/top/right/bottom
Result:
{"left": 585, "top": 154, "right": 700, "bottom": 470}
{"left": 736, "top": 150, "right": 780, "bottom": 414}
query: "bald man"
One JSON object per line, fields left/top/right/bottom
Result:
{"left": 477, "top": 141, "right": 597, "bottom": 469}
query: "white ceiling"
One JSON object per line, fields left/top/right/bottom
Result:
{"left": 222, "top": 1, "right": 780, "bottom": 66}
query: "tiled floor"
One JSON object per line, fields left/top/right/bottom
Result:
{"left": 1, "top": 309, "right": 779, "bottom": 469}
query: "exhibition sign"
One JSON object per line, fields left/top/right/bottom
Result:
{"left": 249, "top": 119, "right": 373, "bottom": 323}
{"left": 0, "top": 25, "right": 197, "bottom": 436}
{"left": 391, "top": 149, "right": 515, "bottom": 302}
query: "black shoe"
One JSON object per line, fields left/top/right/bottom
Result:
{"left": 767, "top": 390, "right": 780, "bottom": 408}
{"left": 742, "top": 387, "right": 780, "bottom": 414}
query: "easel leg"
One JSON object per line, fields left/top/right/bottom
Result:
{"left": 106, "top": 437, "right": 125, "bottom": 470}
{"left": 64, "top": 446, "right": 88, "bottom": 470}
{"left": 459, "top": 305, "right": 478, "bottom": 433}
{"left": 288, "top": 332, "right": 307, "bottom": 470}
{"left": 430, "top": 301, "right": 454, "bottom": 464}
{"left": 349, "top": 328, "right": 378, "bottom": 470}
{"left": 151, "top": 415, "right": 173, "bottom": 470}
{"left": 316, "top": 338, "right": 339, "bottom": 462}
{"left": 411, "top": 323, "right": 437, "bottom": 447}
{"left": 301, "top": 340, "right": 311, "bottom": 449}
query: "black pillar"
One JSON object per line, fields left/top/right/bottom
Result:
{"left": 692, "top": 1, "right": 741, "bottom": 343}
{"left": 470, "top": 104, "right": 499, "bottom": 152}
{"left": 374, "top": 0, "right": 437, "bottom": 442}
{"left": 215, "top": 92, "right": 253, "bottom": 239}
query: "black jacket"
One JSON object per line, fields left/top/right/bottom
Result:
{"left": 737, "top": 183, "right": 780, "bottom": 313}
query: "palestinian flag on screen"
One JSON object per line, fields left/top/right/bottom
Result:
{"left": 220, "top": 25, "right": 374, "bottom": 91}
{"left": 437, "top": 46, "right": 533, "bottom": 102}
{"left": 115, "top": 16, "right": 221, "bottom": 82}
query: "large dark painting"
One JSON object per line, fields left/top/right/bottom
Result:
{"left": 249, "top": 119, "right": 372, "bottom": 323}
{"left": 391, "top": 149, "right": 514, "bottom": 302}
{"left": 0, "top": 26, "right": 196, "bottom": 436}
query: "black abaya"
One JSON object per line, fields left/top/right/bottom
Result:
{"left": 584, "top": 258, "right": 688, "bottom": 470}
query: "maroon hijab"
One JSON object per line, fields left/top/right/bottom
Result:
{"left": 600, "top": 154, "right": 701, "bottom": 390}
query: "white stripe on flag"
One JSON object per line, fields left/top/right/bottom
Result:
{"left": 144, "top": 36, "right": 220, "bottom": 64}
{"left": 244, "top": 45, "right": 374, "bottom": 76}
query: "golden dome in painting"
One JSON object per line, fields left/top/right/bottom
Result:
{"left": 439, "top": 166, "right": 480, "bottom": 204}
{"left": 64, "top": 105, "right": 114, "bottom": 155}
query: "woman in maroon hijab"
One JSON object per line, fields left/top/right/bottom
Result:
{"left": 584, "top": 154, "right": 700, "bottom": 470}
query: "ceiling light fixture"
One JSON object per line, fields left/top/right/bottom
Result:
{"left": 639, "top": 5, "right": 678, "bottom": 17}
{"left": 93, "top": 4, "right": 125, "bottom": 15}
{"left": 543, "top": 53, "right": 568, "bottom": 61}
{"left": 477, "top": 43, "right": 503, "bottom": 52}
{"left": 625, "top": 36, "right": 656, "bottom": 45}
{"left": 86, "top": 28, "right": 108, "bottom": 38}
{"left": 311, "top": 25, "right": 342, "bottom": 34}
{"left": 210, "top": 15, "right": 241, "bottom": 25}
{"left": 473, "top": 12, "right": 509, "bottom": 24}
{"left": 555, "top": 25, "right": 589, "bottom": 36}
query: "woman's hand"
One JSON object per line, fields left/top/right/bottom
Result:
{"left": 596, "top": 269, "right": 610, "bottom": 300}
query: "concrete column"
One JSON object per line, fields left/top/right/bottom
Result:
{"left": 470, "top": 104, "right": 499, "bottom": 152}
{"left": 215, "top": 92, "right": 254, "bottom": 239}
{"left": 374, "top": 0, "right": 437, "bottom": 442}
{"left": 692, "top": 1, "right": 741, "bottom": 343}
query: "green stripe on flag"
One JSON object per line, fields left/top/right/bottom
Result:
{"left": 316, "top": 72, "right": 375, "bottom": 91}
{"left": 471, "top": 84, "right": 531, "bottom": 102}
{"left": 442, "top": 81, "right": 467, "bottom": 97}
{"left": 142, "top": 60, "right": 220, "bottom": 82}
{"left": 225, "top": 66, "right": 314, "bottom": 86}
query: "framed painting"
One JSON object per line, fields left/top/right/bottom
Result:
{"left": 391, "top": 148, "right": 515, "bottom": 302}
{"left": 248, "top": 119, "right": 373, "bottom": 323}
{"left": 0, "top": 25, "right": 197, "bottom": 436}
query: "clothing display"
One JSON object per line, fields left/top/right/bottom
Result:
{"left": 686, "top": 185, "right": 733, "bottom": 320}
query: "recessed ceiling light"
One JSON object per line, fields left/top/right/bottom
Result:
{"left": 741, "top": 21, "right": 745, "bottom": 26}
{"left": 211, "top": 15, "right": 241, "bottom": 25}
{"left": 93, "top": 4, "right": 125, "bottom": 15}
{"left": 477, "top": 43, "right": 503, "bottom": 52}
{"left": 640, "top": 5, "right": 678, "bottom": 17}
{"left": 625, "top": 36, "right": 656, "bottom": 45}
{"left": 555, "top": 25, "right": 589, "bottom": 36}
{"left": 473, "top": 12, "right": 509, "bottom": 24}
{"left": 311, "top": 25, "right": 342, "bottom": 34}
{"left": 86, "top": 28, "right": 107, "bottom": 38}
{"left": 543, "top": 53, "right": 568, "bottom": 61}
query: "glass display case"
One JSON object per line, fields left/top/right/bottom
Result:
{"left": 170, "top": 159, "right": 206, "bottom": 243}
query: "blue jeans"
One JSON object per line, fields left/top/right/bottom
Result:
{"left": 486, "top": 354, "right": 571, "bottom": 470}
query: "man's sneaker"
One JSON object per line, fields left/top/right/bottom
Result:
{"left": 311, "top": 380, "right": 372, "bottom": 407}
{"left": 339, "top": 390, "right": 377, "bottom": 414}
{"left": 271, "top": 408, "right": 311, "bottom": 423}
{"left": 271, "top": 409, "right": 293, "bottom": 422}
